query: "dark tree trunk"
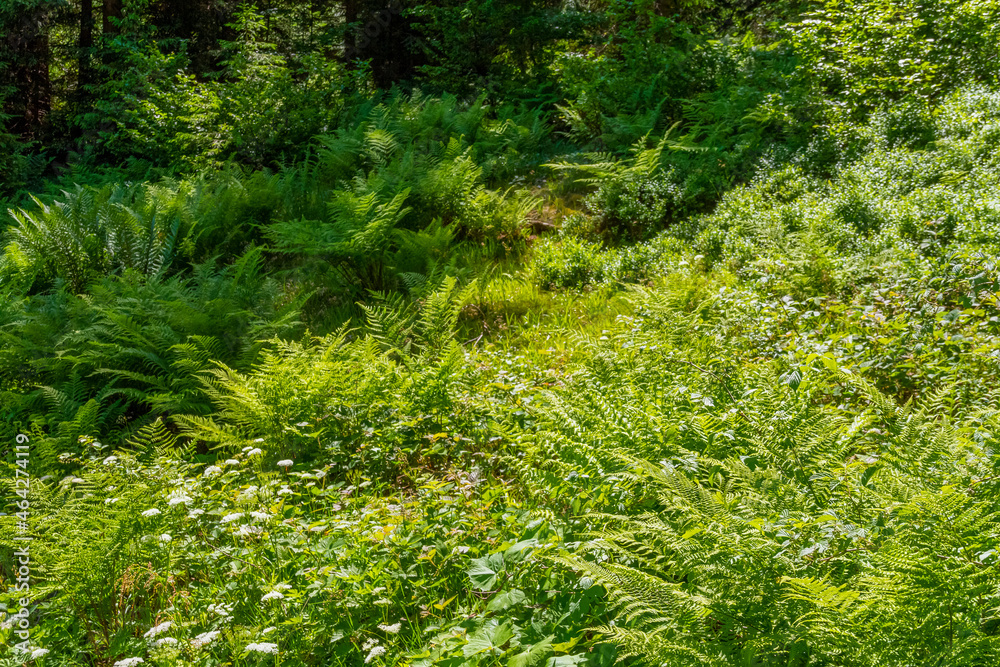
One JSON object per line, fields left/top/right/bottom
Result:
{"left": 102, "top": 0, "right": 121, "bottom": 35}
{"left": 22, "top": 31, "right": 52, "bottom": 139}
{"left": 80, "top": 0, "right": 94, "bottom": 85}
{"left": 2, "top": 3, "right": 52, "bottom": 140}
{"left": 344, "top": 0, "right": 418, "bottom": 84}
{"left": 344, "top": 0, "right": 358, "bottom": 59}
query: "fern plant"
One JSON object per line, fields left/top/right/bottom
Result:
{"left": 0, "top": 247, "right": 303, "bottom": 459}
{"left": 4, "top": 184, "right": 193, "bottom": 292}
{"left": 516, "top": 349, "right": 1000, "bottom": 665}
{"left": 0, "top": 421, "right": 181, "bottom": 663}
{"left": 267, "top": 182, "right": 413, "bottom": 296}
{"left": 179, "top": 276, "right": 481, "bottom": 476}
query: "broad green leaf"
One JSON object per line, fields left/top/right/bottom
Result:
{"left": 487, "top": 588, "right": 527, "bottom": 612}
{"left": 509, "top": 636, "right": 553, "bottom": 667}
{"left": 463, "top": 621, "right": 515, "bottom": 657}
{"left": 550, "top": 636, "right": 581, "bottom": 653}
{"left": 467, "top": 553, "right": 505, "bottom": 591}
{"left": 504, "top": 539, "right": 538, "bottom": 562}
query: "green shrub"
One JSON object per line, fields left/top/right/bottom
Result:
{"left": 531, "top": 237, "right": 607, "bottom": 288}
{"left": 789, "top": 0, "right": 1000, "bottom": 124}
{"left": 83, "top": 5, "right": 358, "bottom": 173}
{"left": 531, "top": 234, "right": 687, "bottom": 289}
{"left": 585, "top": 171, "right": 687, "bottom": 241}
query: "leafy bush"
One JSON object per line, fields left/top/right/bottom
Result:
{"left": 83, "top": 5, "right": 359, "bottom": 173}
{"left": 531, "top": 235, "right": 686, "bottom": 289}
{"left": 407, "top": 0, "right": 592, "bottom": 100}
{"left": 791, "top": 0, "right": 1000, "bottom": 111}
{"left": 586, "top": 171, "right": 687, "bottom": 241}
{"left": 531, "top": 237, "right": 608, "bottom": 289}
{"left": 552, "top": 0, "right": 698, "bottom": 149}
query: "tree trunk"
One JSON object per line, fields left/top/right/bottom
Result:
{"left": 102, "top": 0, "right": 121, "bottom": 35}
{"left": 23, "top": 31, "right": 51, "bottom": 140}
{"left": 3, "top": 2, "right": 52, "bottom": 140}
{"left": 343, "top": 0, "right": 358, "bottom": 59}
{"left": 80, "top": 0, "right": 94, "bottom": 85}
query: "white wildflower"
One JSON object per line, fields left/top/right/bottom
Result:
{"left": 155, "top": 637, "right": 178, "bottom": 647}
{"left": 247, "top": 448, "right": 263, "bottom": 457}
{"left": 191, "top": 630, "right": 220, "bottom": 648}
{"left": 261, "top": 591, "right": 284, "bottom": 602}
{"left": 143, "top": 621, "right": 173, "bottom": 639}
{"left": 362, "top": 638, "right": 378, "bottom": 651}
{"left": 250, "top": 511, "right": 272, "bottom": 521}
{"left": 365, "top": 645, "right": 387, "bottom": 663}
{"left": 374, "top": 598, "right": 391, "bottom": 606}
{"left": 141, "top": 508, "right": 161, "bottom": 518}
{"left": 113, "top": 658, "right": 145, "bottom": 667}
{"left": 167, "top": 493, "right": 192, "bottom": 506}
{"left": 159, "top": 534, "right": 172, "bottom": 543}
{"left": 30, "top": 648, "right": 50, "bottom": 659}
{"left": 103, "top": 455, "right": 118, "bottom": 465}
{"left": 225, "top": 459, "right": 240, "bottom": 466}
{"left": 295, "top": 421, "right": 309, "bottom": 427}
{"left": 105, "top": 497, "right": 119, "bottom": 505}
{"left": 187, "top": 509, "right": 205, "bottom": 519}
{"left": 71, "top": 477, "right": 85, "bottom": 484}
{"left": 378, "top": 622, "right": 401, "bottom": 634}
{"left": 240, "top": 486, "right": 259, "bottom": 497}
{"left": 207, "top": 602, "right": 233, "bottom": 618}
{"left": 315, "top": 469, "right": 327, "bottom": 479}
{"left": 221, "top": 512, "right": 244, "bottom": 524}
{"left": 261, "top": 626, "right": 277, "bottom": 635}
{"left": 246, "top": 642, "right": 279, "bottom": 654}
{"left": 277, "top": 486, "right": 293, "bottom": 495}
{"left": 204, "top": 466, "right": 222, "bottom": 477}
{"left": 277, "top": 459, "right": 294, "bottom": 468}
{"left": 273, "top": 583, "right": 292, "bottom": 590}
{"left": 237, "top": 524, "right": 263, "bottom": 537}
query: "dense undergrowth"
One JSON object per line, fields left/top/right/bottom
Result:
{"left": 5, "top": 0, "right": 1000, "bottom": 665}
